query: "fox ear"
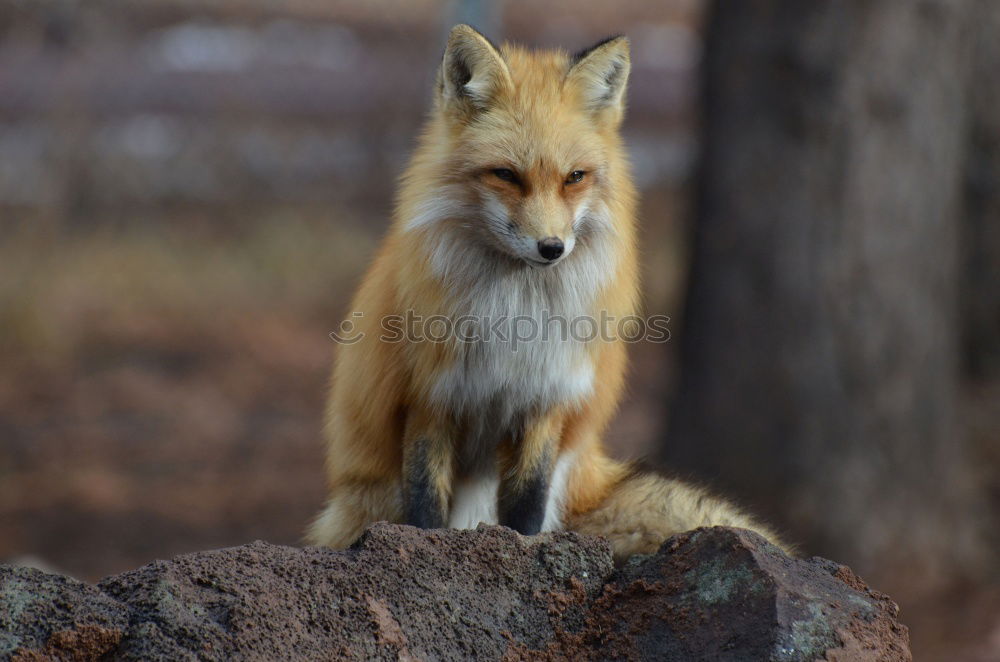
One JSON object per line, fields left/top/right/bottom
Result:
{"left": 438, "top": 25, "right": 511, "bottom": 114}
{"left": 566, "top": 35, "right": 630, "bottom": 120}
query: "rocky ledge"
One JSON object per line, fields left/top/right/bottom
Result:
{"left": 1, "top": 524, "right": 909, "bottom": 661}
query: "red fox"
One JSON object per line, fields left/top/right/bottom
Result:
{"left": 307, "top": 25, "right": 783, "bottom": 561}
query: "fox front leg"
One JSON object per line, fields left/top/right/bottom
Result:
{"left": 402, "top": 412, "right": 455, "bottom": 529}
{"left": 497, "top": 413, "right": 562, "bottom": 535}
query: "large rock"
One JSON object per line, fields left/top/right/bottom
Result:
{"left": 1, "top": 525, "right": 910, "bottom": 661}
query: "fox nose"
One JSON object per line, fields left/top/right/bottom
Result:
{"left": 537, "top": 237, "right": 564, "bottom": 261}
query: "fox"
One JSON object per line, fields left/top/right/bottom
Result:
{"left": 306, "top": 25, "right": 784, "bottom": 562}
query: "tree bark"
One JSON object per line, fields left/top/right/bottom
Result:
{"left": 961, "top": 2, "right": 1000, "bottom": 382}
{"left": 663, "top": 0, "right": 985, "bottom": 585}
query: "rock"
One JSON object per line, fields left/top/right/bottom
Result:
{"left": 0, "top": 566, "right": 127, "bottom": 661}
{"left": 0, "top": 525, "right": 910, "bottom": 661}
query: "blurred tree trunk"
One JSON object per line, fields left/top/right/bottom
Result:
{"left": 662, "top": 0, "right": 985, "bottom": 585}
{"left": 961, "top": 3, "right": 1000, "bottom": 381}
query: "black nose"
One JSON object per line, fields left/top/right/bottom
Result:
{"left": 537, "top": 237, "right": 564, "bottom": 261}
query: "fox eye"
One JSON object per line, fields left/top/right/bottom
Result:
{"left": 566, "top": 170, "right": 586, "bottom": 184}
{"left": 492, "top": 168, "right": 517, "bottom": 183}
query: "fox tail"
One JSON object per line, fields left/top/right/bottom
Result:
{"left": 566, "top": 462, "right": 790, "bottom": 562}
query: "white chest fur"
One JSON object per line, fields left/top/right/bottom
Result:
{"left": 425, "top": 244, "right": 604, "bottom": 422}
{"left": 408, "top": 195, "right": 617, "bottom": 424}
{"left": 429, "top": 329, "right": 595, "bottom": 420}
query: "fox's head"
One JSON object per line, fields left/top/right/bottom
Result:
{"left": 402, "top": 25, "right": 632, "bottom": 273}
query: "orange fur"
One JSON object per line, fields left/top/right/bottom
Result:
{"left": 307, "top": 26, "right": 785, "bottom": 560}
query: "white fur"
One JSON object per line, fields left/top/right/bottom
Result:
{"left": 405, "top": 186, "right": 472, "bottom": 231}
{"left": 417, "top": 194, "right": 615, "bottom": 421}
{"left": 541, "top": 450, "right": 578, "bottom": 532}
{"left": 448, "top": 475, "right": 499, "bottom": 529}
{"left": 423, "top": 218, "right": 595, "bottom": 415}
{"left": 463, "top": 75, "right": 494, "bottom": 105}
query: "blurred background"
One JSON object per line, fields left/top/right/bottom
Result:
{"left": 0, "top": 1, "right": 996, "bottom": 659}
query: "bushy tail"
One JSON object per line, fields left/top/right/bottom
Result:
{"left": 566, "top": 464, "right": 790, "bottom": 563}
